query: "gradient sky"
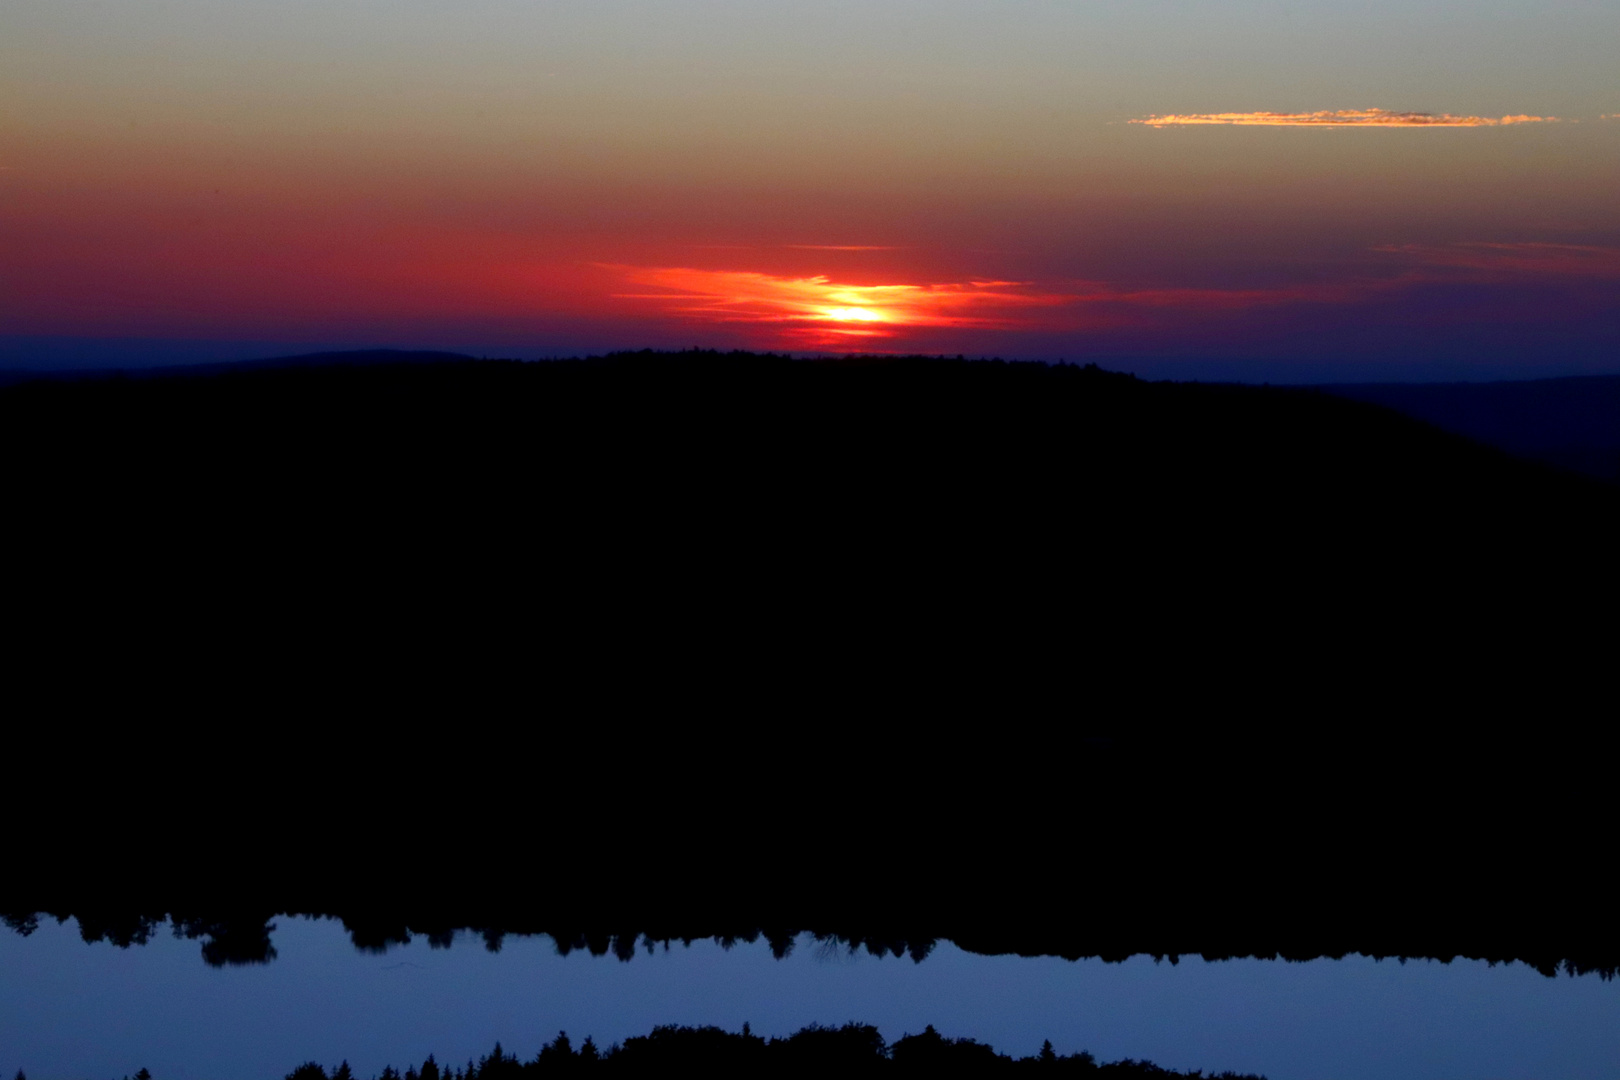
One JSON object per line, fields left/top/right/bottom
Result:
{"left": 3, "top": 0, "right": 1618, "bottom": 377}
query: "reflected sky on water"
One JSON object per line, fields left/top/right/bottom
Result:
{"left": 3, "top": 917, "right": 1617, "bottom": 1080}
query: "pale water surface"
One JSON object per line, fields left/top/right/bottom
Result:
{"left": 3, "top": 917, "right": 1617, "bottom": 1080}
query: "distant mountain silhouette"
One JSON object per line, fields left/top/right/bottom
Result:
{"left": 3, "top": 352, "right": 1614, "bottom": 978}
{"left": 1321, "top": 375, "right": 1620, "bottom": 484}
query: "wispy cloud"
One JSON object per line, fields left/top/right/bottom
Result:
{"left": 785, "top": 245, "right": 897, "bottom": 252}
{"left": 1132, "top": 108, "right": 1557, "bottom": 128}
{"left": 1376, "top": 242, "right": 1620, "bottom": 278}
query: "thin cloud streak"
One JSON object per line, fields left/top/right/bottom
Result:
{"left": 1132, "top": 108, "right": 1557, "bottom": 128}
{"left": 1376, "top": 242, "right": 1620, "bottom": 279}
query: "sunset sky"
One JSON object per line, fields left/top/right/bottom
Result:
{"left": 4, "top": 0, "right": 1617, "bottom": 378}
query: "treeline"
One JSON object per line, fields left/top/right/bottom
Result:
{"left": 31, "top": 1026, "right": 1260, "bottom": 1080}
{"left": 273, "top": 1024, "right": 1263, "bottom": 1080}
{"left": 8, "top": 728, "right": 1620, "bottom": 978}
{"left": 6, "top": 913, "right": 1616, "bottom": 980}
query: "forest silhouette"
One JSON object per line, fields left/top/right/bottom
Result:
{"left": 4, "top": 353, "right": 1615, "bottom": 981}
{"left": 6, "top": 910, "right": 1615, "bottom": 979}
{"left": 67, "top": 1023, "right": 1267, "bottom": 1080}
{"left": 7, "top": 730, "right": 1617, "bottom": 975}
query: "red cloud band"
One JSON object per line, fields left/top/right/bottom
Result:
{"left": 1375, "top": 242, "right": 1620, "bottom": 279}
{"left": 606, "top": 265, "right": 1390, "bottom": 347}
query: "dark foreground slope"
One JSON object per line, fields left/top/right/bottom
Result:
{"left": 5, "top": 351, "right": 1613, "bottom": 693}
{"left": 4, "top": 353, "right": 1617, "bottom": 972}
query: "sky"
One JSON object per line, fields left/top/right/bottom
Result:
{"left": 6, "top": 918, "right": 1620, "bottom": 1080}
{"left": 3, "top": 0, "right": 1618, "bottom": 379}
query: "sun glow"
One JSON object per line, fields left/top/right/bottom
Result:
{"left": 609, "top": 266, "right": 1075, "bottom": 343}
{"left": 819, "top": 306, "right": 887, "bottom": 323}
{"left": 604, "top": 251, "right": 1588, "bottom": 350}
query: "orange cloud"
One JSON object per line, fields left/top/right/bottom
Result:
{"left": 1132, "top": 108, "right": 1557, "bottom": 128}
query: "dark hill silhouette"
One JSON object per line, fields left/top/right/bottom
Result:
{"left": 1320, "top": 374, "right": 1620, "bottom": 484}
{"left": 0, "top": 348, "right": 480, "bottom": 388}
{"left": 2, "top": 352, "right": 1615, "bottom": 978}
{"left": 143, "top": 348, "right": 483, "bottom": 378}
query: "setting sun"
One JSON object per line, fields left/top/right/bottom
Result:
{"left": 819, "top": 307, "right": 886, "bottom": 323}
{"left": 609, "top": 266, "right": 1082, "bottom": 346}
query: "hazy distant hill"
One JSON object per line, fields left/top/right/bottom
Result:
{"left": 1321, "top": 375, "right": 1620, "bottom": 484}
